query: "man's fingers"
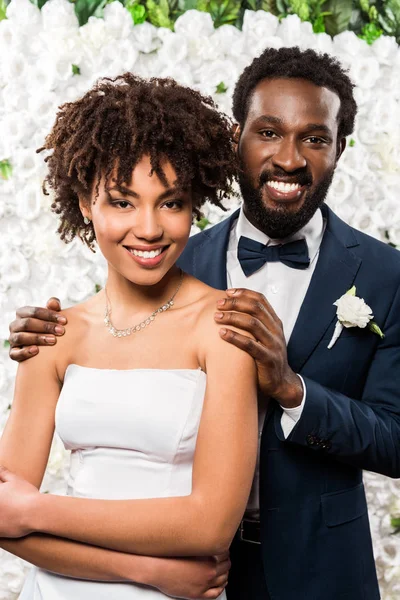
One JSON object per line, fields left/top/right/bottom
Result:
{"left": 9, "top": 331, "right": 57, "bottom": 349}
{"left": 46, "top": 297, "right": 62, "bottom": 312}
{"left": 219, "top": 288, "right": 281, "bottom": 322}
{"left": 9, "top": 347, "right": 39, "bottom": 363}
{"left": 215, "top": 311, "right": 272, "bottom": 345}
{"left": 219, "top": 328, "right": 267, "bottom": 361}
{"left": 15, "top": 306, "right": 67, "bottom": 325}
{"left": 10, "top": 316, "right": 65, "bottom": 338}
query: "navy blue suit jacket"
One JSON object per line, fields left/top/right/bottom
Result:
{"left": 177, "top": 204, "right": 400, "bottom": 600}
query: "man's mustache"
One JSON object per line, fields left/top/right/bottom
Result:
{"left": 259, "top": 169, "right": 312, "bottom": 188}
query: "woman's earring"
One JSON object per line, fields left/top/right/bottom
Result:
{"left": 83, "top": 217, "right": 91, "bottom": 225}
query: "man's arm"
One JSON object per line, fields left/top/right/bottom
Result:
{"left": 215, "top": 286, "right": 400, "bottom": 478}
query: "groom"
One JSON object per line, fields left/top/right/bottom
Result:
{"left": 8, "top": 47, "right": 400, "bottom": 599}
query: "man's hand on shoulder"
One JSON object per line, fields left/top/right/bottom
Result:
{"left": 8, "top": 297, "right": 67, "bottom": 363}
{"left": 214, "top": 288, "right": 303, "bottom": 408}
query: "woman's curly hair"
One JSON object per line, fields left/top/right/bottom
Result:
{"left": 39, "top": 73, "right": 237, "bottom": 251}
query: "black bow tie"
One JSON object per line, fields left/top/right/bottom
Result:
{"left": 238, "top": 236, "right": 310, "bottom": 276}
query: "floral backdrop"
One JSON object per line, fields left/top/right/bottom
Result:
{"left": 0, "top": 0, "right": 400, "bottom": 597}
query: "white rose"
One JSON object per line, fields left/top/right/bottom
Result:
{"left": 334, "top": 293, "right": 373, "bottom": 329}
{"left": 242, "top": 10, "right": 279, "bottom": 38}
{"left": 210, "top": 25, "right": 245, "bottom": 58}
{"left": 333, "top": 30, "right": 370, "bottom": 59}
{"left": 174, "top": 10, "right": 214, "bottom": 39}
{"left": 350, "top": 56, "right": 380, "bottom": 90}
{"left": 41, "top": 0, "right": 79, "bottom": 32}
{"left": 6, "top": 0, "right": 41, "bottom": 32}
{"left": 131, "top": 22, "right": 160, "bottom": 54}
{"left": 103, "top": 1, "right": 133, "bottom": 39}
{"left": 309, "top": 32, "right": 334, "bottom": 54}
{"left": 372, "top": 35, "right": 399, "bottom": 65}
{"left": 79, "top": 17, "right": 113, "bottom": 51}
{"left": 158, "top": 33, "right": 188, "bottom": 66}
{"left": 277, "top": 15, "right": 314, "bottom": 49}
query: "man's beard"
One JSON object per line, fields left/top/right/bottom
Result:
{"left": 238, "top": 166, "right": 335, "bottom": 239}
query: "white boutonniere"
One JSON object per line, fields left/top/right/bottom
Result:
{"left": 327, "top": 286, "right": 384, "bottom": 349}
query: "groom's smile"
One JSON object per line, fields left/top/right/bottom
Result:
{"left": 237, "top": 77, "right": 345, "bottom": 239}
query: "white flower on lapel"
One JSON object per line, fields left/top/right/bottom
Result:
{"left": 327, "top": 286, "right": 384, "bottom": 349}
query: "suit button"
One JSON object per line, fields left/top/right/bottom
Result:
{"left": 306, "top": 434, "right": 317, "bottom": 446}
{"left": 321, "top": 440, "right": 332, "bottom": 450}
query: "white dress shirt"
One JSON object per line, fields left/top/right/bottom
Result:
{"left": 226, "top": 207, "right": 325, "bottom": 518}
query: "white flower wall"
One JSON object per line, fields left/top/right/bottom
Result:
{"left": 0, "top": 0, "right": 400, "bottom": 596}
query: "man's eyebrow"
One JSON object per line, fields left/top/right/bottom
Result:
{"left": 108, "top": 186, "right": 181, "bottom": 200}
{"left": 254, "top": 115, "right": 284, "bottom": 126}
{"left": 303, "top": 123, "right": 333, "bottom": 135}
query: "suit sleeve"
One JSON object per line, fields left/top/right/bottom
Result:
{"left": 276, "top": 281, "right": 400, "bottom": 479}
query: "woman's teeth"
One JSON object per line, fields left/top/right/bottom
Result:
{"left": 130, "top": 248, "right": 163, "bottom": 259}
{"left": 267, "top": 181, "right": 301, "bottom": 192}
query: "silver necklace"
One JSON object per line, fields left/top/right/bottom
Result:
{"left": 104, "top": 270, "right": 184, "bottom": 338}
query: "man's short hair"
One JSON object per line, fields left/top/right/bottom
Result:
{"left": 232, "top": 46, "right": 357, "bottom": 139}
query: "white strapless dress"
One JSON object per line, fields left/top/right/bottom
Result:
{"left": 20, "top": 364, "right": 226, "bottom": 600}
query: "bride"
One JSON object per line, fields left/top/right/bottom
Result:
{"left": 0, "top": 74, "right": 258, "bottom": 599}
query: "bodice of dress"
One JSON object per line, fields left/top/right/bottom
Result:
{"left": 55, "top": 365, "right": 207, "bottom": 501}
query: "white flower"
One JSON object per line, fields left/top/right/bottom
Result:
{"left": 327, "top": 287, "right": 380, "bottom": 349}
{"left": 6, "top": 0, "right": 41, "bottom": 32}
{"left": 277, "top": 15, "right": 314, "bottom": 48}
{"left": 350, "top": 56, "right": 380, "bottom": 90}
{"left": 210, "top": 24, "right": 245, "bottom": 58}
{"left": 174, "top": 10, "right": 214, "bottom": 39}
{"left": 242, "top": 10, "right": 279, "bottom": 38}
{"left": 131, "top": 22, "right": 160, "bottom": 54}
{"left": 158, "top": 33, "right": 188, "bottom": 66}
{"left": 334, "top": 291, "right": 373, "bottom": 329}
{"left": 103, "top": 1, "right": 133, "bottom": 39}
{"left": 41, "top": 0, "right": 79, "bottom": 32}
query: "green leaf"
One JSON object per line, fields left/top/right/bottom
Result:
{"left": 322, "top": 0, "right": 353, "bottom": 35}
{"left": 125, "top": 1, "right": 146, "bottom": 23}
{"left": 0, "top": 0, "right": 7, "bottom": 21}
{"left": 30, "top": 0, "right": 49, "bottom": 8}
{"left": 346, "top": 286, "right": 356, "bottom": 296}
{"left": 196, "top": 217, "right": 210, "bottom": 230}
{"left": 0, "top": 159, "right": 12, "bottom": 180}
{"left": 313, "top": 14, "right": 326, "bottom": 32}
{"left": 72, "top": 64, "right": 81, "bottom": 75}
{"left": 146, "top": 0, "right": 173, "bottom": 28}
{"left": 391, "top": 516, "right": 400, "bottom": 529}
{"left": 74, "top": 0, "right": 109, "bottom": 26}
{"left": 95, "top": 284, "right": 102, "bottom": 293}
{"left": 359, "top": 21, "right": 383, "bottom": 43}
{"left": 208, "top": 0, "right": 242, "bottom": 27}
{"left": 368, "top": 321, "right": 385, "bottom": 339}
{"left": 261, "top": 0, "right": 279, "bottom": 12}
{"left": 3, "top": 340, "right": 10, "bottom": 349}
{"left": 215, "top": 81, "right": 228, "bottom": 94}
{"left": 359, "top": 0, "right": 369, "bottom": 14}
{"left": 349, "top": 138, "right": 356, "bottom": 147}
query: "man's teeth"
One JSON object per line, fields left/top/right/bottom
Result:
{"left": 267, "top": 181, "right": 301, "bottom": 192}
{"left": 130, "top": 248, "right": 163, "bottom": 259}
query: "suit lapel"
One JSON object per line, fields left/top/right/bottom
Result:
{"left": 287, "top": 205, "right": 362, "bottom": 373}
{"left": 190, "top": 209, "right": 239, "bottom": 291}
